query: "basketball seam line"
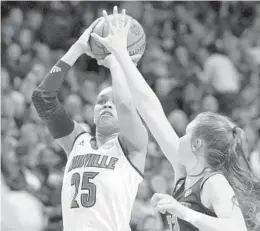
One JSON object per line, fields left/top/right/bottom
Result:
{"left": 127, "top": 34, "right": 145, "bottom": 49}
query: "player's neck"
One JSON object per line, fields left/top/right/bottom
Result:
{"left": 95, "top": 132, "right": 119, "bottom": 147}
{"left": 186, "top": 161, "right": 210, "bottom": 178}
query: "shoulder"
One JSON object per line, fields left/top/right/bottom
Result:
{"left": 72, "top": 132, "right": 91, "bottom": 147}
{"left": 201, "top": 174, "right": 235, "bottom": 203}
{"left": 56, "top": 121, "right": 91, "bottom": 155}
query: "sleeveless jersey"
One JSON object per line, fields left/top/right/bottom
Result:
{"left": 61, "top": 133, "right": 143, "bottom": 231}
{"left": 164, "top": 172, "right": 219, "bottom": 231}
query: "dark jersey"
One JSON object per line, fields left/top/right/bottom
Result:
{"left": 163, "top": 172, "right": 219, "bottom": 231}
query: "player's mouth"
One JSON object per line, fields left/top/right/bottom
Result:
{"left": 100, "top": 111, "right": 113, "bottom": 117}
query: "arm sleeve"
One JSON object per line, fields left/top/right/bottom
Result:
{"left": 31, "top": 60, "right": 74, "bottom": 139}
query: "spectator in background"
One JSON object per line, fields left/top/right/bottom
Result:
{"left": 197, "top": 46, "right": 241, "bottom": 115}
{"left": 168, "top": 109, "right": 189, "bottom": 136}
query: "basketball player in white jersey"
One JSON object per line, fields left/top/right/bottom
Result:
{"left": 31, "top": 17, "right": 148, "bottom": 231}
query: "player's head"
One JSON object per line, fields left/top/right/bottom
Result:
{"left": 177, "top": 112, "right": 246, "bottom": 168}
{"left": 93, "top": 87, "right": 119, "bottom": 135}
{"left": 178, "top": 112, "right": 260, "bottom": 227}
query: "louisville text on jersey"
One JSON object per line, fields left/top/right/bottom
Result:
{"left": 68, "top": 154, "right": 119, "bottom": 172}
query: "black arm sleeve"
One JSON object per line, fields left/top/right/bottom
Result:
{"left": 31, "top": 60, "right": 74, "bottom": 139}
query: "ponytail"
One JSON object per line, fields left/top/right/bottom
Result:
{"left": 224, "top": 126, "right": 260, "bottom": 228}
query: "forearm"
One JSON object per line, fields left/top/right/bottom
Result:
{"left": 37, "top": 43, "right": 82, "bottom": 97}
{"left": 110, "top": 60, "right": 133, "bottom": 106}
{"left": 113, "top": 51, "right": 180, "bottom": 166}
{"left": 60, "top": 43, "right": 83, "bottom": 66}
{"left": 32, "top": 44, "right": 83, "bottom": 138}
{"left": 114, "top": 50, "right": 163, "bottom": 115}
{"left": 182, "top": 208, "right": 245, "bottom": 231}
{"left": 108, "top": 56, "right": 148, "bottom": 157}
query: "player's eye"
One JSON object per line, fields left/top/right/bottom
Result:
{"left": 98, "top": 100, "right": 106, "bottom": 105}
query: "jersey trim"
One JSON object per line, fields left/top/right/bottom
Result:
{"left": 71, "top": 132, "right": 88, "bottom": 149}
{"left": 200, "top": 172, "right": 222, "bottom": 191}
{"left": 117, "top": 136, "right": 144, "bottom": 178}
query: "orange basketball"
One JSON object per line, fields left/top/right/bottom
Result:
{"left": 90, "top": 14, "right": 146, "bottom": 61}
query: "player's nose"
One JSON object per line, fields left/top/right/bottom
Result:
{"left": 103, "top": 102, "right": 113, "bottom": 109}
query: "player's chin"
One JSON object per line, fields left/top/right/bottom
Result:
{"left": 97, "top": 117, "right": 119, "bottom": 129}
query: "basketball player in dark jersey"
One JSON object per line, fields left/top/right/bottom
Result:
{"left": 92, "top": 6, "right": 260, "bottom": 231}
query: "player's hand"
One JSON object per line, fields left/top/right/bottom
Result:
{"left": 151, "top": 193, "right": 186, "bottom": 219}
{"left": 97, "top": 54, "right": 141, "bottom": 69}
{"left": 75, "top": 17, "right": 102, "bottom": 58}
{"left": 91, "top": 6, "right": 130, "bottom": 55}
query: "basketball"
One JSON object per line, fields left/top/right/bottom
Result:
{"left": 90, "top": 14, "right": 146, "bottom": 61}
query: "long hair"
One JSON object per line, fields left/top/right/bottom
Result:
{"left": 192, "top": 112, "right": 260, "bottom": 228}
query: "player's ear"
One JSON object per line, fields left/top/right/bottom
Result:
{"left": 191, "top": 138, "right": 203, "bottom": 153}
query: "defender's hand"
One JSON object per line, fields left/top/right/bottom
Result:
{"left": 91, "top": 6, "right": 130, "bottom": 56}
{"left": 151, "top": 193, "right": 186, "bottom": 219}
{"left": 75, "top": 17, "right": 102, "bottom": 58}
{"left": 97, "top": 54, "right": 141, "bottom": 69}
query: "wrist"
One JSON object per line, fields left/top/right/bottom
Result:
{"left": 108, "top": 57, "right": 120, "bottom": 69}
{"left": 183, "top": 207, "right": 202, "bottom": 224}
{"left": 114, "top": 48, "right": 129, "bottom": 60}
{"left": 61, "top": 43, "right": 83, "bottom": 66}
{"left": 70, "top": 43, "right": 84, "bottom": 56}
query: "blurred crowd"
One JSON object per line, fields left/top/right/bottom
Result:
{"left": 1, "top": 1, "right": 260, "bottom": 231}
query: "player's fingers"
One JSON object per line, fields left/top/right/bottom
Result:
{"left": 156, "top": 204, "right": 171, "bottom": 213}
{"left": 91, "top": 33, "right": 108, "bottom": 47}
{"left": 151, "top": 193, "right": 165, "bottom": 204}
{"left": 130, "top": 54, "right": 141, "bottom": 63}
{"left": 86, "top": 50, "right": 96, "bottom": 59}
{"left": 97, "top": 60, "right": 105, "bottom": 66}
{"left": 121, "top": 9, "right": 126, "bottom": 28}
{"left": 113, "top": 6, "right": 119, "bottom": 28}
{"left": 125, "top": 17, "right": 132, "bottom": 33}
{"left": 90, "top": 17, "right": 103, "bottom": 30}
{"left": 155, "top": 205, "right": 167, "bottom": 214}
{"left": 103, "top": 10, "right": 115, "bottom": 34}
{"left": 156, "top": 199, "right": 172, "bottom": 206}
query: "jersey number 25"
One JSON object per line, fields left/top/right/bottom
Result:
{"left": 70, "top": 171, "right": 99, "bottom": 208}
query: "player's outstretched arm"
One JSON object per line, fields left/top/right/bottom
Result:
{"left": 98, "top": 54, "right": 148, "bottom": 174}
{"left": 91, "top": 7, "right": 183, "bottom": 179}
{"left": 31, "top": 19, "right": 101, "bottom": 156}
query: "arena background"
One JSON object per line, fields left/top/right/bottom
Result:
{"left": 1, "top": 1, "right": 260, "bottom": 231}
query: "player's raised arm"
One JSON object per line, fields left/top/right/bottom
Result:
{"left": 31, "top": 19, "right": 101, "bottom": 156}
{"left": 98, "top": 53, "right": 148, "bottom": 174}
{"left": 91, "top": 7, "right": 183, "bottom": 179}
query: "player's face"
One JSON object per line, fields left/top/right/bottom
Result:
{"left": 93, "top": 87, "right": 119, "bottom": 130}
{"left": 177, "top": 120, "right": 197, "bottom": 165}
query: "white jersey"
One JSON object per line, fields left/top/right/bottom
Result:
{"left": 61, "top": 133, "right": 143, "bottom": 231}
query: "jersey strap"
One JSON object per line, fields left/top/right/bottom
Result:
{"left": 200, "top": 171, "right": 223, "bottom": 191}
